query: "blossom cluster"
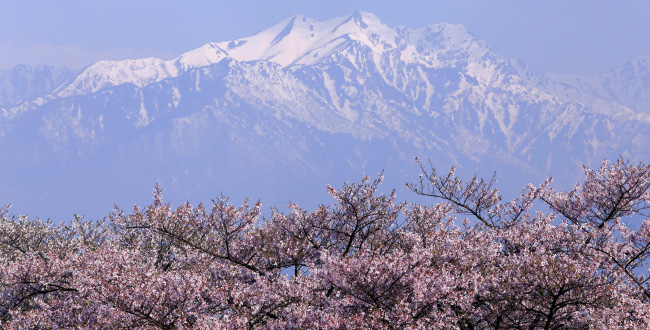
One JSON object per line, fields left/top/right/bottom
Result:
{"left": 1, "top": 159, "right": 650, "bottom": 329}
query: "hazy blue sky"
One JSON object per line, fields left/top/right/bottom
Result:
{"left": 1, "top": 0, "right": 649, "bottom": 75}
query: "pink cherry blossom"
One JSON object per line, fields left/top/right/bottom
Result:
{"left": 1, "top": 158, "right": 649, "bottom": 328}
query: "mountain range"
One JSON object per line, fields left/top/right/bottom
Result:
{"left": 1, "top": 11, "right": 649, "bottom": 221}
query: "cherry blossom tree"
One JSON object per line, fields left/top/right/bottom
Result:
{"left": 1, "top": 158, "right": 649, "bottom": 329}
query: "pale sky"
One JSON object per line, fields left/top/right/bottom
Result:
{"left": 1, "top": 0, "right": 649, "bottom": 75}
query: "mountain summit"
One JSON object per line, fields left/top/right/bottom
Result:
{"left": 1, "top": 12, "right": 649, "bottom": 221}
{"left": 56, "top": 12, "right": 486, "bottom": 97}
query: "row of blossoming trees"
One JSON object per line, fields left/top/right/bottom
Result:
{"left": 1, "top": 158, "right": 650, "bottom": 329}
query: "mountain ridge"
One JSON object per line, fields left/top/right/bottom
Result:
{"left": 0, "top": 12, "right": 649, "bottom": 221}
{"left": 0, "top": 64, "right": 76, "bottom": 107}
{"left": 53, "top": 12, "right": 490, "bottom": 98}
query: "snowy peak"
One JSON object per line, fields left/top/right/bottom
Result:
{"left": 174, "top": 43, "right": 229, "bottom": 70}
{"left": 336, "top": 11, "right": 377, "bottom": 30}
{"left": 51, "top": 12, "right": 492, "bottom": 97}
{"left": 543, "top": 55, "right": 650, "bottom": 114}
{"left": 57, "top": 57, "right": 179, "bottom": 97}
{"left": 0, "top": 64, "right": 75, "bottom": 106}
{"left": 207, "top": 11, "right": 397, "bottom": 67}
{"left": 422, "top": 23, "right": 473, "bottom": 48}
{"left": 605, "top": 55, "right": 650, "bottom": 113}
{"left": 212, "top": 13, "right": 337, "bottom": 66}
{"left": 199, "top": 12, "right": 483, "bottom": 69}
{"left": 332, "top": 11, "right": 393, "bottom": 41}
{"left": 612, "top": 55, "right": 650, "bottom": 81}
{"left": 412, "top": 23, "right": 489, "bottom": 60}
{"left": 55, "top": 12, "right": 394, "bottom": 95}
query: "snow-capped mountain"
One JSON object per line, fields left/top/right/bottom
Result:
{"left": 545, "top": 56, "right": 650, "bottom": 115}
{"left": 54, "top": 12, "right": 494, "bottom": 98}
{"left": 0, "top": 64, "right": 75, "bottom": 107}
{"left": 1, "top": 11, "right": 649, "bottom": 221}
